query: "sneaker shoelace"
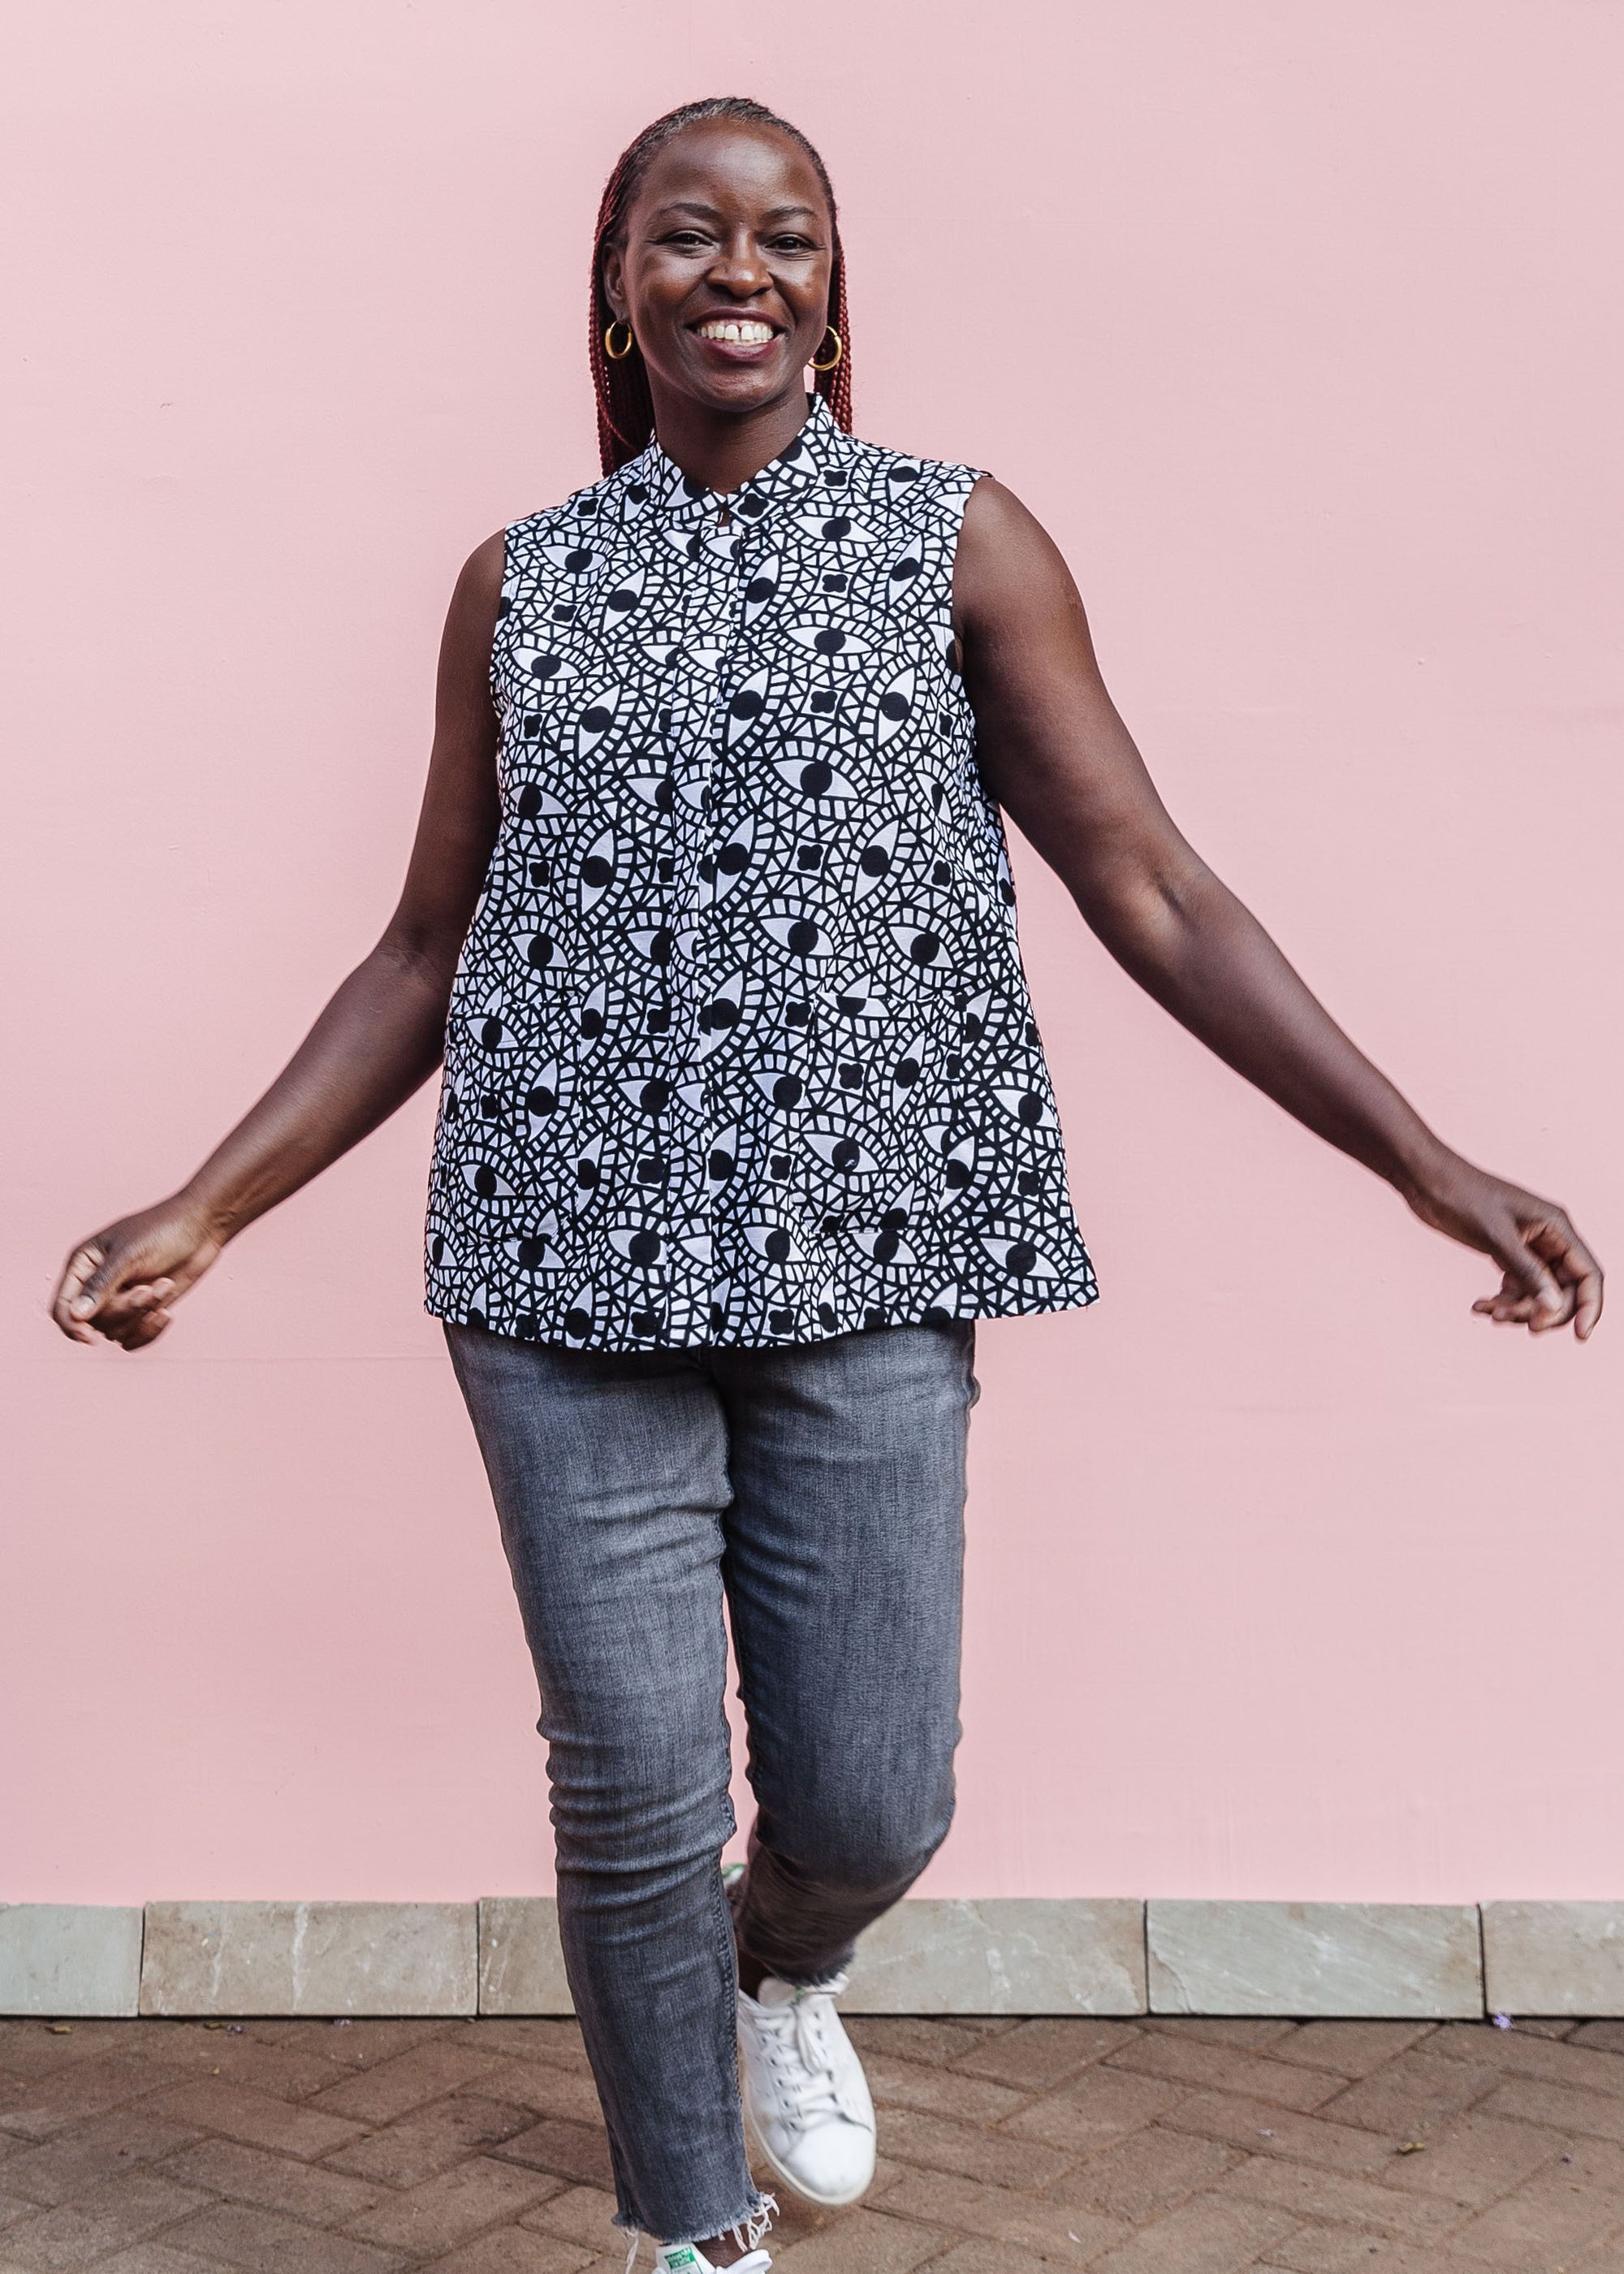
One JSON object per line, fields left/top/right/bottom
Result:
{"left": 757, "top": 1987, "right": 849, "bottom": 2124}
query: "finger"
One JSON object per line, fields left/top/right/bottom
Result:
{"left": 71, "top": 1241, "right": 133, "bottom": 1321}
{"left": 1534, "top": 1223, "right": 1604, "bottom": 1342}
{"left": 1528, "top": 1215, "right": 1597, "bottom": 1270}
{"left": 56, "top": 1302, "right": 101, "bottom": 1344}
{"left": 1491, "top": 1232, "right": 1566, "bottom": 1324}
{"left": 54, "top": 1244, "right": 106, "bottom": 1331}
{"left": 60, "top": 1243, "right": 102, "bottom": 1301}
{"left": 1472, "top": 1273, "right": 1538, "bottom": 1324}
{"left": 1474, "top": 1291, "right": 1528, "bottom": 1328}
{"left": 117, "top": 1307, "right": 171, "bottom": 1351}
{"left": 1573, "top": 1265, "right": 1604, "bottom": 1339}
{"left": 1523, "top": 1256, "right": 1577, "bottom": 1329}
{"left": 1527, "top": 1215, "right": 1605, "bottom": 1334}
{"left": 93, "top": 1283, "right": 165, "bottom": 1333}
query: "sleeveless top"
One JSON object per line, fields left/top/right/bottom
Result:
{"left": 425, "top": 395, "right": 1097, "bottom": 1349}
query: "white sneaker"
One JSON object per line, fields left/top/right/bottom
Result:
{"left": 736, "top": 1973, "right": 877, "bottom": 2207}
{"left": 653, "top": 2249, "right": 771, "bottom": 2274}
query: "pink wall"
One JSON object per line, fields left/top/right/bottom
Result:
{"left": 4, "top": 0, "right": 1620, "bottom": 1908}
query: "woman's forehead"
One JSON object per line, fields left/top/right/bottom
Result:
{"left": 632, "top": 122, "right": 828, "bottom": 219}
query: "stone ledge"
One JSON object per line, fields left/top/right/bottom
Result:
{"left": 477, "top": 1892, "right": 1147, "bottom": 2016}
{"left": 1484, "top": 1901, "right": 1624, "bottom": 2017}
{"left": 0, "top": 1904, "right": 144, "bottom": 2017}
{"left": 480, "top": 1895, "right": 572, "bottom": 2014}
{"left": 846, "top": 1896, "right": 1147, "bottom": 2014}
{"left": 2, "top": 1898, "right": 1621, "bottom": 2017}
{"left": 139, "top": 1900, "right": 477, "bottom": 2017}
{"left": 1147, "top": 1900, "right": 1484, "bottom": 2018}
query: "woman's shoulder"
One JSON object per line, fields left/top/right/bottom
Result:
{"left": 840, "top": 424, "right": 989, "bottom": 516}
{"left": 502, "top": 457, "right": 655, "bottom": 553}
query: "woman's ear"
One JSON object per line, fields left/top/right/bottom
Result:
{"left": 600, "top": 246, "right": 628, "bottom": 323}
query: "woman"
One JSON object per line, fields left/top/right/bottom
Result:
{"left": 54, "top": 93, "right": 1600, "bottom": 2274}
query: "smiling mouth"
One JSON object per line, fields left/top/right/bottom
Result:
{"left": 693, "top": 318, "right": 779, "bottom": 347}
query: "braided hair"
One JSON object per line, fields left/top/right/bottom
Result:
{"left": 590, "top": 96, "right": 853, "bottom": 475}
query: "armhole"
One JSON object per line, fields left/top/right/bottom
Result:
{"left": 944, "top": 466, "right": 991, "bottom": 536}
{"left": 487, "top": 521, "right": 519, "bottom": 715}
{"left": 944, "top": 469, "right": 992, "bottom": 653}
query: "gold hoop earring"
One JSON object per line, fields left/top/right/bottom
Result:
{"left": 810, "top": 326, "right": 843, "bottom": 373}
{"left": 603, "top": 320, "right": 634, "bottom": 361}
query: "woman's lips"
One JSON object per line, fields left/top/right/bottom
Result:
{"left": 691, "top": 318, "right": 780, "bottom": 360}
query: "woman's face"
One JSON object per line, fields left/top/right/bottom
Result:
{"left": 603, "top": 122, "right": 834, "bottom": 422}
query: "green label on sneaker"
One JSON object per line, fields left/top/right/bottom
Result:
{"left": 664, "top": 2253, "right": 698, "bottom": 2269}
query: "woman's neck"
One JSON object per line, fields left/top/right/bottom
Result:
{"left": 647, "top": 384, "right": 812, "bottom": 496}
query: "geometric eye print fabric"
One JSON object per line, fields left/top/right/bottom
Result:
{"left": 425, "top": 393, "right": 1098, "bottom": 1350}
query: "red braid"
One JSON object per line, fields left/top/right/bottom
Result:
{"left": 590, "top": 97, "right": 852, "bottom": 475}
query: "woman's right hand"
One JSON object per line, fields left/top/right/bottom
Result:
{"left": 52, "top": 1197, "right": 226, "bottom": 1351}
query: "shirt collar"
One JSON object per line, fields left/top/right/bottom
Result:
{"left": 632, "top": 394, "right": 849, "bottom": 531}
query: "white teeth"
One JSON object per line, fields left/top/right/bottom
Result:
{"left": 698, "top": 320, "right": 775, "bottom": 344}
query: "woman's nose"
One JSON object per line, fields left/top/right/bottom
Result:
{"left": 708, "top": 235, "right": 771, "bottom": 292}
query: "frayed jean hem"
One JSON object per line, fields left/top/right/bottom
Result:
{"left": 615, "top": 2185, "right": 777, "bottom": 2246}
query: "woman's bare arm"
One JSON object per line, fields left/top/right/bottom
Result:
{"left": 953, "top": 478, "right": 1601, "bottom": 1338}
{"left": 52, "top": 533, "right": 506, "bottom": 1350}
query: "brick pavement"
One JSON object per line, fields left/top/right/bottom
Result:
{"left": 5, "top": 2013, "right": 1624, "bottom": 2273}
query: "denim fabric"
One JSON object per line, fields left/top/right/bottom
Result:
{"left": 445, "top": 1319, "right": 976, "bottom": 2244}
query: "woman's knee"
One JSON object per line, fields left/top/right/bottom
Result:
{"left": 545, "top": 1721, "right": 736, "bottom": 1878}
{"left": 766, "top": 1781, "right": 957, "bottom": 1897}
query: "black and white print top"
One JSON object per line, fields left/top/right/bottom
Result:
{"left": 425, "top": 395, "right": 1098, "bottom": 1349}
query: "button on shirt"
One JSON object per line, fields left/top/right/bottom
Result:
{"left": 425, "top": 396, "right": 1097, "bottom": 1348}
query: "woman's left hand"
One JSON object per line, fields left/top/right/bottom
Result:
{"left": 1403, "top": 1156, "right": 1603, "bottom": 1338}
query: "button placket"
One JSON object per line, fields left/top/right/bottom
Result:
{"left": 633, "top": 508, "right": 715, "bottom": 1333}
{"left": 703, "top": 484, "right": 788, "bottom": 1328}
{"left": 680, "top": 490, "right": 751, "bottom": 1330}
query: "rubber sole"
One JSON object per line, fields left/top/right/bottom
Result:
{"left": 742, "top": 2104, "right": 877, "bottom": 2211}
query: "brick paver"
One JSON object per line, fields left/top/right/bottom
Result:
{"left": 4, "top": 2015, "right": 1624, "bottom": 2271}
{"left": 324, "top": 2099, "right": 538, "bottom": 2191}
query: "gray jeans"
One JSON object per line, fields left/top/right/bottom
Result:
{"left": 445, "top": 1320, "right": 977, "bottom": 2244}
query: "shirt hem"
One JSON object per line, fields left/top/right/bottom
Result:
{"left": 423, "top": 1280, "right": 1099, "bottom": 1354}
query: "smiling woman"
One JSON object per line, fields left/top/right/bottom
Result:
{"left": 51, "top": 86, "right": 1600, "bottom": 2274}
{"left": 588, "top": 97, "right": 853, "bottom": 475}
